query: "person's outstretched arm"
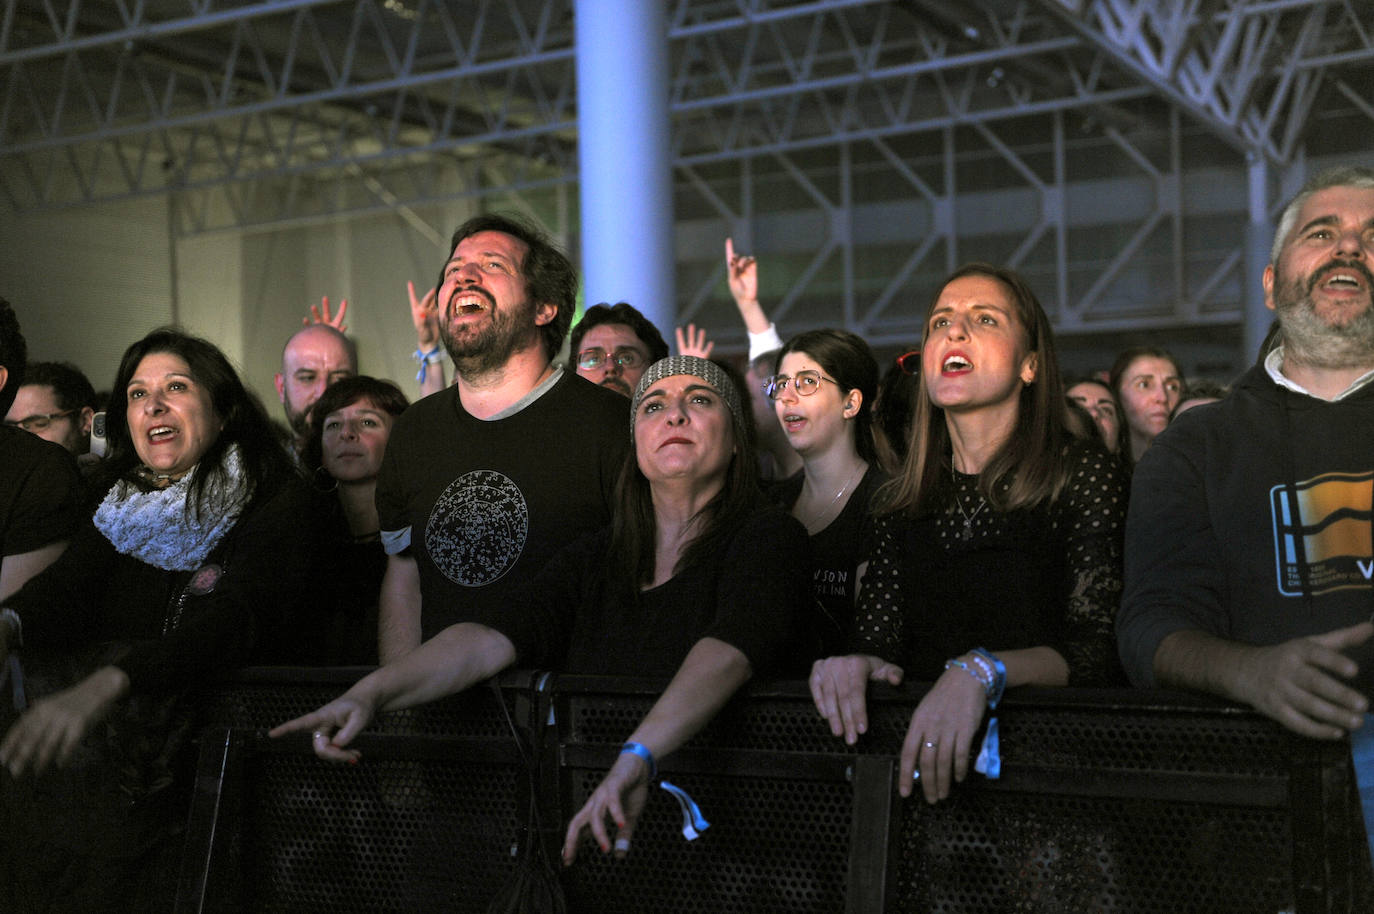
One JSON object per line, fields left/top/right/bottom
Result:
{"left": 269, "top": 621, "right": 517, "bottom": 762}
{"left": 561, "top": 636, "right": 751, "bottom": 863}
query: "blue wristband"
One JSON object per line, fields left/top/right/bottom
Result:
{"left": 620, "top": 741, "right": 657, "bottom": 780}
{"left": 412, "top": 346, "right": 443, "bottom": 383}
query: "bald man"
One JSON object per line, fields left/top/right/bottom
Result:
{"left": 274, "top": 324, "right": 357, "bottom": 451}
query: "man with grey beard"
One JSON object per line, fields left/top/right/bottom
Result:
{"left": 374, "top": 214, "right": 629, "bottom": 662}
{"left": 1118, "top": 165, "right": 1374, "bottom": 740}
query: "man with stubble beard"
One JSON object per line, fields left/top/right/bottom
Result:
{"left": 374, "top": 214, "right": 629, "bottom": 662}
{"left": 1119, "top": 165, "right": 1374, "bottom": 742}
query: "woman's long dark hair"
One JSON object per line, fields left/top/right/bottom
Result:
{"left": 879, "top": 263, "right": 1072, "bottom": 517}
{"left": 775, "top": 329, "right": 880, "bottom": 464}
{"left": 604, "top": 371, "right": 760, "bottom": 605}
{"left": 101, "top": 327, "right": 295, "bottom": 515}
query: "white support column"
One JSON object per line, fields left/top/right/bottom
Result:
{"left": 1242, "top": 154, "right": 1275, "bottom": 366}
{"left": 574, "top": 0, "right": 675, "bottom": 338}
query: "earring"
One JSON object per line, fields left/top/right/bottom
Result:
{"left": 312, "top": 465, "right": 339, "bottom": 492}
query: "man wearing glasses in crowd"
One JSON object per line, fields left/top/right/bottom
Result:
{"left": 568, "top": 302, "right": 669, "bottom": 397}
{"left": 4, "top": 361, "right": 100, "bottom": 458}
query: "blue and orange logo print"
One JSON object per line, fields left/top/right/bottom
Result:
{"left": 1270, "top": 471, "right": 1374, "bottom": 597}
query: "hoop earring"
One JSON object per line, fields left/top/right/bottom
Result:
{"left": 313, "top": 465, "right": 339, "bottom": 492}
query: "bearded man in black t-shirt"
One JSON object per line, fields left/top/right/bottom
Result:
{"left": 375, "top": 214, "right": 629, "bottom": 661}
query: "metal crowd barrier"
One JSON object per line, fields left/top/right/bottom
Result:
{"left": 175, "top": 668, "right": 1371, "bottom": 913}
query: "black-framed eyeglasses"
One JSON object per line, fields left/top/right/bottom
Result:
{"left": 577, "top": 347, "right": 646, "bottom": 372}
{"left": 763, "top": 370, "right": 839, "bottom": 400}
{"left": 895, "top": 350, "right": 921, "bottom": 375}
{"left": 4, "top": 409, "right": 76, "bottom": 432}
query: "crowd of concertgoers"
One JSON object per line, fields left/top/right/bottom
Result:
{"left": 0, "top": 164, "right": 1372, "bottom": 910}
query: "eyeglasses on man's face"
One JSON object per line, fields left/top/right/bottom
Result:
{"left": 4, "top": 409, "right": 76, "bottom": 432}
{"left": 763, "top": 370, "right": 839, "bottom": 400}
{"left": 577, "top": 347, "right": 646, "bottom": 372}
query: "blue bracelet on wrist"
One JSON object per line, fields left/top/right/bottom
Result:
{"left": 620, "top": 741, "right": 657, "bottom": 780}
{"left": 970, "top": 647, "right": 1007, "bottom": 709}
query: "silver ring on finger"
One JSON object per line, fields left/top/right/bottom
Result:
{"left": 912, "top": 769, "right": 922, "bottom": 781}
{"left": 923, "top": 740, "right": 938, "bottom": 750}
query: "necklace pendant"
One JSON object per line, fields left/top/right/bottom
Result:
{"left": 961, "top": 520, "right": 973, "bottom": 542}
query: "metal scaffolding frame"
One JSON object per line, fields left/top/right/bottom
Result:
{"left": 2, "top": 0, "right": 1371, "bottom": 344}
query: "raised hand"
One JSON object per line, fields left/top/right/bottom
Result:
{"left": 724, "top": 237, "right": 758, "bottom": 308}
{"left": 408, "top": 280, "right": 439, "bottom": 349}
{"left": 304, "top": 295, "right": 349, "bottom": 332}
{"left": 675, "top": 323, "right": 715, "bottom": 359}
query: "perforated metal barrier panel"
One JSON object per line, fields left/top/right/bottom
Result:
{"left": 175, "top": 670, "right": 1370, "bottom": 913}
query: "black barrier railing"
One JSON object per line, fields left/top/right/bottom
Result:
{"left": 175, "top": 668, "right": 1371, "bottom": 913}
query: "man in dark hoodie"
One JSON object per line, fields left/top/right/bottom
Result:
{"left": 1118, "top": 165, "right": 1374, "bottom": 740}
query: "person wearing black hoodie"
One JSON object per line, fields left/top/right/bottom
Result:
{"left": 1118, "top": 165, "right": 1374, "bottom": 741}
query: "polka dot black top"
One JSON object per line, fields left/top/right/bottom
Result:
{"left": 852, "top": 438, "right": 1127, "bottom": 685}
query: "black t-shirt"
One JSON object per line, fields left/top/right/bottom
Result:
{"left": 376, "top": 370, "right": 631, "bottom": 640}
{"left": 472, "top": 498, "right": 813, "bottom": 678}
{"left": 771, "top": 465, "right": 885, "bottom": 656}
{"left": 0, "top": 426, "right": 81, "bottom": 559}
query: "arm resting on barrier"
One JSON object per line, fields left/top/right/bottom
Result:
{"left": 809, "top": 653, "right": 905, "bottom": 745}
{"left": 901, "top": 645, "right": 1067, "bottom": 804}
{"left": 269, "top": 621, "right": 517, "bottom": 763}
{"left": 1152, "top": 625, "right": 1371, "bottom": 741}
{"left": 562, "top": 636, "right": 752, "bottom": 865}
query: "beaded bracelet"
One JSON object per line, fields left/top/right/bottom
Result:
{"left": 943, "top": 658, "right": 991, "bottom": 693}
{"left": 970, "top": 647, "right": 1007, "bottom": 709}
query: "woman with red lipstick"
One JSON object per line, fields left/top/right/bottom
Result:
{"left": 810, "top": 264, "right": 1126, "bottom": 818}
{"left": 272, "top": 355, "right": 809, "bottom": 876}
{"left": 0, "top": 328, "right": 311, "bottom": 911}
{"left": 302, "top": 376, "right": 409, "bottom": 664}
{"left": 766, "top": 329, "right": 883, "bottom": 655}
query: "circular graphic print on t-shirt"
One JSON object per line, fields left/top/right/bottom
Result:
{"left": 426, "top": 469, "right": 529, "bottom": 587}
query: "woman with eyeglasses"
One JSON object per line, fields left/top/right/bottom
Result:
{"left": 810, "top": 264, "right": 1126, "bottom": 814}
{"left": 765, "top": 329, "right": 883, "bottom": 656}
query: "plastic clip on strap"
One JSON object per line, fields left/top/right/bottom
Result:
{"left": 413, "top": 346, "right": 444, "bottom": 384}
{"left": 620, "top": 742, "right": 710, "bottom": 842}
{"left": 971, "top": 647, "right": 1007, "bottom": 780}
{"left": 660, "top": 780, "right": 711, "bottom": 840}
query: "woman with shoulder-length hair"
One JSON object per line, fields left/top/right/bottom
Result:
{"left": 272, "top": 355, "right": 810, "bottom": 866}
{"left": 1110, "top": 345, "right": 1184, "bottom": 464}
{"left": 810, "top": 263, "right": 1127, "bottom": 804}
{"left": 0, "top": 327, "right": 313, "bottom": 911}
